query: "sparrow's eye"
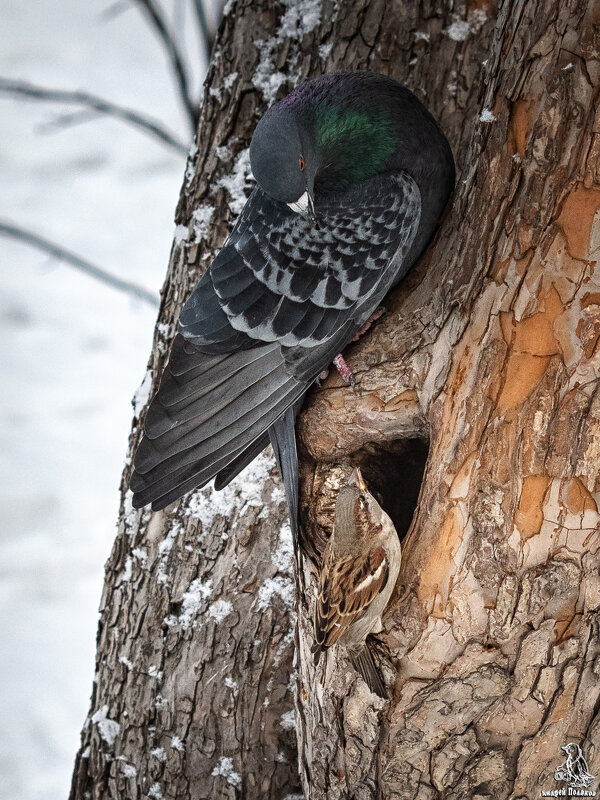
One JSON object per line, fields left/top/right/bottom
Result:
{"left": 299, "top": 155, "right": 305, "bottom": 171}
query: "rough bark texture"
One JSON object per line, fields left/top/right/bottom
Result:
{"left": 70, "top": 1, "right": 600, "bottom": 799}
{"left": 296, "top": 1, "right": 600, "bottom": 798}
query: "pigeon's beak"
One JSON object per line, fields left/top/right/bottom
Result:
{"left": 306, "top": 172, "right": 318, "bottom": 226}
{"left": 306, "top": 187, "right": 317, "bottom": 226}
{"left": 287, "top": 174, "right": 318, "bottom": 226}
{"left": 288, "top": 192, "right": 308, "bottom": 215}
{"left": 348, "top": 467, "right": 367, "bottom": 492}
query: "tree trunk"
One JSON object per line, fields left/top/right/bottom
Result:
{"left": 70, "top": 1, "right": 600, "bottom": 799}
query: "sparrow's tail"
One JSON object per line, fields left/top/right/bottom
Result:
{"left": 312, "top": 642, "right": 325, "bottom": 666}
{"left": 350, "top": 646, "right": 387, "bottom": 698}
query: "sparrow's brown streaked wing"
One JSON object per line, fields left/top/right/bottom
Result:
{"left": 314, "top": 546, "right": 389, "bottom": 649}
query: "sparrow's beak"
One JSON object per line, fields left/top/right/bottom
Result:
{"left": 348, "top": 467, "right": 367, "bottom": 492}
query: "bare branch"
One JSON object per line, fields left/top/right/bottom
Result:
{"left": 99, "top": 0, "right": 132, "bottom": 21}
{"left": 0, "top": 77, "right": 188, "bottom": 155}
{"left": 0, "top": 220, "right": 160, "bottom": 308}
{"left": 130, "top": 0, "right": 200, "bottom": 134}
{"left": 35, "top": 108, "right": 103, "bottom": 134}
{"left": 191, "top": 0, "right": 215, "bottom": 60}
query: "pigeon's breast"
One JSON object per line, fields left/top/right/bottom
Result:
{"left": 250, "top": 177, "right": 417, "bottom": 311}
{"left": 211, "top": 172, "right": 420, "bottom": 349}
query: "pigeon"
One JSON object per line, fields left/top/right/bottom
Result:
{"left": 312, "top": 467, "right": 401, "bottom": 697}
{"left": 130, "top": 71, "right": 455, "bottom": 536}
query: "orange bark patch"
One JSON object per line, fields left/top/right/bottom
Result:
{"left": 557, "top": 186, "right": 600, "bottom": 260}
{"left": 561, "top": 477, "right": 598, "bottom": 515}
{"left": 496, "top": 353, "right": 551, "bottom": 413}
{"left": 496, "top": 288, "right": 564, "bottom": 412}
{"left": 580, "top": 292, "right": 600, "bottom": 309}
{"left": 509, "top": 99, "right": 534, "bottom": 158}
{"left": 512, "top": 287, "right": 563, "bottom": 356}
{"left": 417, "top": 507, "right": 463, "bottom": 608}
{"left": 515, "top": 475, "right": 551, "bottom": 539}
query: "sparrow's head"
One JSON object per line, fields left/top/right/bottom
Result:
{"left": 334, "top": 467, "right": 388, "bottom": 541}
{"left": 562, "top": 744, "right": 580, "bottom": 757}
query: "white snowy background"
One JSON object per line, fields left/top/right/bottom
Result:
{"left": 0, "top": 2, "right": 206, "bottom": 798}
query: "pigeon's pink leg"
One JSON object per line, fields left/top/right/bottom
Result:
{"left": 317, "top": 308, "right": 387, "bottom": 387}
{"left": 332, "top": 354, "right": 356, "bottom": 387}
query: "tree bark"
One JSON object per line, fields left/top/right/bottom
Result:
{"left": 296, "top": 1, "right": 600, "bottom": 798}
{"left": 70, "top": 1, "right": 600, "bottom": 799}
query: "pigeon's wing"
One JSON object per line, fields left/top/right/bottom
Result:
{"left": 189, "top": 175, "right": 421, "bottom": 353}
{"left": 131, "top": 173, "right": 420, "bottom": 511}
{"left": 130, "top": 335, "right": 306, "bottom": 509}
{"left": 314, "top": 546, "right": 390, "bottom": 650}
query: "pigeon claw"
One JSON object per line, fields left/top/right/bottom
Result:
{"left": 333, "top": 353, "right": 356, "bottom": 388}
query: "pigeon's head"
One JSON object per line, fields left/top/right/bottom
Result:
{"left": 250, "top": 73, "right": 401, "bottom": 220}
{"left": 250, "top": 106, "right": 318, "bottom": 222}
{"left": 251, "top": 71, "right": 455, "bottom": 222}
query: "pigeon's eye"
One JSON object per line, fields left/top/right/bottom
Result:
{"left": 299, "top": 155, "right": 305, "bottom": 171}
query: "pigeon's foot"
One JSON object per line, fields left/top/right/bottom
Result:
{"left": 318, "top": 311, "right": 386, "bottom": 388}
{"left": 352, "top": 306, "right": 386, "bottom": 342}
{"left": 333, "top": 353, "right": 356, "bottom": 388}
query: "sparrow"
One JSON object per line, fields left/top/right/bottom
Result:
{"left": 130, "top": 71, "right": 455, "bottom": 538}
{"left": 312, "top": 468, "right": 401, "bottom": 697}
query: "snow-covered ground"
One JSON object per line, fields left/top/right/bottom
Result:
{"left": 0, "top": 3, "right": 203, "bottom": 798}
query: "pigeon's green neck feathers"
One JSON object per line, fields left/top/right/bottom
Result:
{"left": 312, "top": 104, "right": 396, "bottom": 187}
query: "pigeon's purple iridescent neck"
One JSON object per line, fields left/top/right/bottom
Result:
{"left": 312, "top": 105, "right": 396, "bottom": 188}
{"left": 277, "top": 75, "right": 398, "bottom": 191}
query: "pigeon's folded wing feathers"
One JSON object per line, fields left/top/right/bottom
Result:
{"left": 205, "top": 177, "right": 420, "bottom": 349}
{"left": 131, "top": 172, "right": 421, "bottom": 511}
{"left": 213, "top": 432, "right": 270, "bottom": 490}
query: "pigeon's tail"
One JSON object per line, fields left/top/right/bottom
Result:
{"left": 269, "top": 404, "right": 300, "bottom": 542}
{"left": 349, "top": 646, "right": 387, "bottom": 698}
